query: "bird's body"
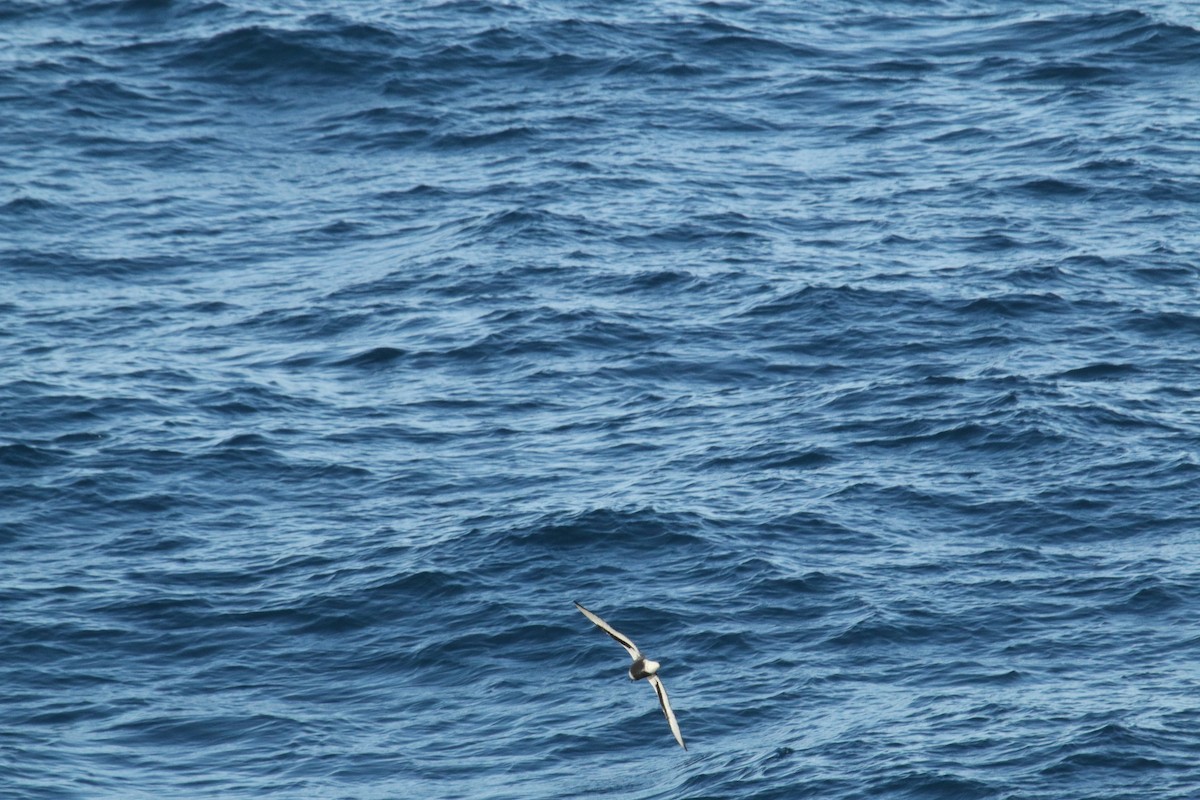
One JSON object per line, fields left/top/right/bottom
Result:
{"left": 629, "top": 656, "right": 659, "bottom": 681}
{"left": 574, "top": 601, "right": 686, "bottom": 750}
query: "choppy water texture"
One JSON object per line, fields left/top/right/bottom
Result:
{"left": 4, "top": 1, "right": 1200, "bottom": 797}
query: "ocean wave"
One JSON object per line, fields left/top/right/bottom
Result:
{"left": 164, "top": 22, "right": 405, "bottom": 85}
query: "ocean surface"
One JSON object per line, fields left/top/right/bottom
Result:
{"left": 3, "top": 1, "right": 1200, "bottom": 797}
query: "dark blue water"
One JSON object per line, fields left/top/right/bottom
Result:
{"left": 4, "top": 1, "right": 1200, "bottom": 797}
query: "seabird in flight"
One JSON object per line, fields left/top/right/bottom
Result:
{"left": 574, "top": 600, "right": 686, "bottom": 750}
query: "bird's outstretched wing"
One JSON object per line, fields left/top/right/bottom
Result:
{"left": 574, "top": 601, "right": 640, "bottom": 660}
{"left": 648, "top": 674, "right": 685, "bottom": 750}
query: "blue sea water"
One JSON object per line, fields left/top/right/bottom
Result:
{"left": 3, "top": 0, "right": 1200, "bottom": 797}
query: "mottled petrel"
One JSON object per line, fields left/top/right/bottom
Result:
{"left": 574, "top": 601, "right": 686, "bottom": 750}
